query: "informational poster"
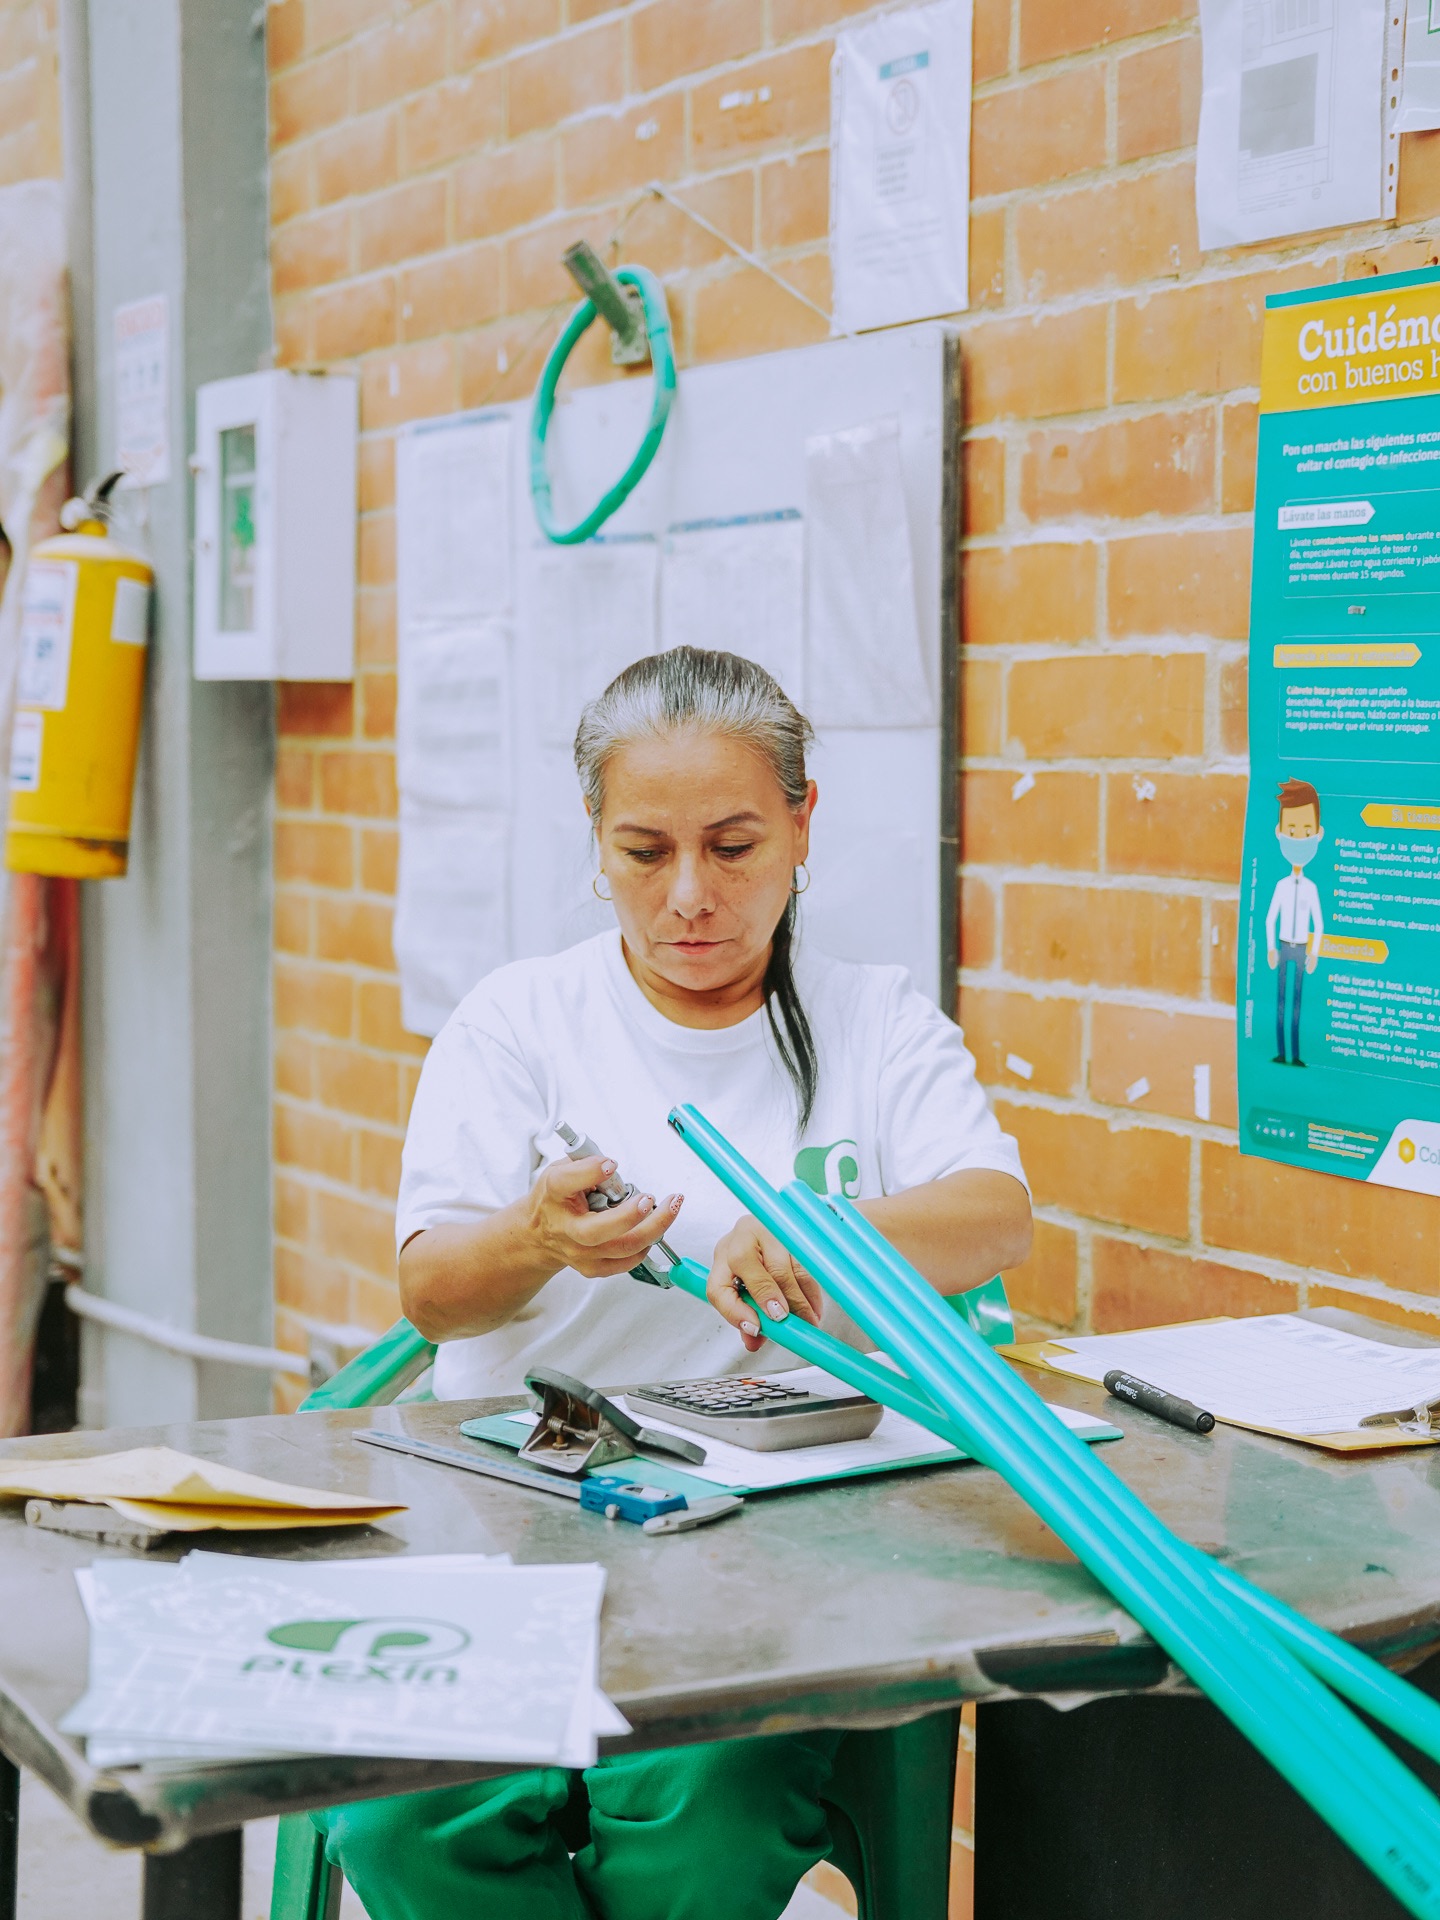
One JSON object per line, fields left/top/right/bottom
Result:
{"left": 1238, "top": 266, "right": 1440, "bottom": 1193}
{"left": 1195, "top": 0, "right": 1392, "bottom": 250}
{"left": 659, "top": 513, "right": 804, "bottom": 699}
{"left": 113, "top": 294, "right": 170, "bottom": 488}
{"left": 829, "top": 0, "right": 971, "bottom": 335}
{"left": 1399, "top": 0, "right": 1440, "bottom": 133}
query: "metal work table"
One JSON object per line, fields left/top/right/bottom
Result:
{"left": 1, "top": 1308, "right": 1439, "bottom": 1918}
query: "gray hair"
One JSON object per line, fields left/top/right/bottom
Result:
{"left": 573, "top": 646, "right": 819, "bottom": 1128}
{"left": 573, "top": 647, "right": 814, "bottom": 819}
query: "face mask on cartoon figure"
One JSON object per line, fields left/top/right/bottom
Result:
{"left": 1276, "top": 826, "right": 1324, "bottom": 867}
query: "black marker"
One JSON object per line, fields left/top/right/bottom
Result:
{"left": 1103, "top": 1369, "right": 1215, "bottom": 1435}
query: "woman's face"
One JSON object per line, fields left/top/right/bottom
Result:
{"left": 594, "top": 729, "right": 817, "bottom": 1000}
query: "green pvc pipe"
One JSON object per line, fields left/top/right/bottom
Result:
{"left": 666, "top": 1104, "right": 1440, "bottom": 1917}
{"left": 529, "top": 265, "right": 676, "bottom": 545}
{"left": 659, "top": 1252, "right": 1440, "bottom": 1770}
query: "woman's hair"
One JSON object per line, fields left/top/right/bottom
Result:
{"left": 574, "top": 646, "right": 819, "bottom": 1129}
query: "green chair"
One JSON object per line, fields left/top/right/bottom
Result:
{"left": 270, "top": 1318, "right": 964, "bottom": 1920}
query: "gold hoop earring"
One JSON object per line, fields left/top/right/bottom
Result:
{"left": 592, "top": 872, "right": 612, "bottom": 902}
{"left": 791, "top": 864, "right": 810, "bottom": 896}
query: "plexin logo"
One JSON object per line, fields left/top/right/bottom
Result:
{"left": 245, "top": 1615, "right": 470, "bottom": 1685}
{"left": 794, "top": 1139, "right": 860, "bottom": 1198}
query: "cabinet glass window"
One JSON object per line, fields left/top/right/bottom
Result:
{"left": 219, "top": 424, "right": 257, "bottom": 633}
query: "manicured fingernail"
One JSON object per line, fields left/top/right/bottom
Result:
{"left": 637, "top": 1194, "right": 653, "bottom": 1214}
{"left": 764, "top": 1299, "right": 787, "bottom": 1321}
{"left": 601, "top": 1160, "right": 616, "bottom": 1175}
{"left": 740, "top": 1319, "right": 760, "bottom": 1336}
{"left": 668, "top": 1193, "right": 683, "bottom": 1210}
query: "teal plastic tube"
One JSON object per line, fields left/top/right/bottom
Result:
{"left": 660, "top": 1253, "right": 1440, "bottom": 1769}
{"left": 667, "top": 1105, "right": 1440, "bottom": 1916}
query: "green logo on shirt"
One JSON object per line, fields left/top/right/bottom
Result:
{"left": 794, "top": 1140, "right": 860, "bottom": 1198}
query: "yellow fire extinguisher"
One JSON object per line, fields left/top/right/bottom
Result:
{"left": 6, "top": 472, "right": 152, "bottom": 879}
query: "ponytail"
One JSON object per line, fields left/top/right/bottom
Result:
{"left": 762, "top": 893, "right": 817, "bottom": 1131}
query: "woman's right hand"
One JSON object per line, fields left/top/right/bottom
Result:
{"left": 526, "top": 1156, "right": 684, "bottom": 1279}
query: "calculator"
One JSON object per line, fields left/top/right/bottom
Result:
{"left": 624, "top": 1377, "right": 883, "bottom": 1451}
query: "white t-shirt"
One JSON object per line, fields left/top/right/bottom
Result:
{"left": 397, "top": 930, "right": 1027, "bottom": 1401}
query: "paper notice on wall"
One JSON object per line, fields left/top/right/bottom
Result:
{"left": 114, "top": 295, "right": 169, "bottom": 488}
{"left": 16, "top": 559, "right": 77, "bottom": 708}
{"left": 803, "top": 417, "right": 934, "bottom": 728}
{"left": 398, "top": 414, "right": 512, "bottom": 623}
{"left": 1195, "top": 0, "right": 1388, "bottom": 249}
{"left": 830, "top": 0, "right": 972, "bottom": 335}
{"left": 398, "top": 622, "right": 510, "bottom": 812}
{"left": 1399, "top": 0, "right": 1440, "bottom": 132}
{"left": 660, "top": 513, "right": 805, "bottom": 699}
{"left": 395, "top": 800, "right": 510, "bottom": 1037}
{"left": 518, "top": 537, "right": 658, "bottom": 748}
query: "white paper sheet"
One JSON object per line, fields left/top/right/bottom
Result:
{"left": 1399, "top": 0, "right": 1440, "bottom": 131}
{"left": 518, "top": 537, "right": 658, "bottom": 749}
{"left": 114, "top": 294, "right": 169, "bottom": 488}
{"left": 65, "top": 1553, "right": 607, "bottom": 1768}
{"left": 830, "top": 0, "right": 972, "bottom": 334}
{"left": 1195, "top": 0, "right": 1388, "bottom": 249}
{"left": 398, "top": 414, "right": 512, "bottom": 623}
{"left": 1042, "top": 1315, "right": 1440, "bottom": 1437}
{"left": 659, "top": 514, "right": 806, "bottom": 699}
{"left": 397, "top": 621, "right": 510, "bottom": 812}
{"left": 394, "top": 800, "right": 509, "bottom": 1037}
{"left": 804, "top": 417, "right": 934, "bottom": 728}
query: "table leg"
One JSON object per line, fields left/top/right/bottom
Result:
{"left": 973, "top": 1686, "right": 1439, "bottom": 1920}
{"left": 0, "top": 1756, "right": 16, "bottom": 1920}
{"left": 142, "top": 1829, "right": 242, "bottom": 1920}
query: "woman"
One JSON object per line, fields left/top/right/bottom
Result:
{"left": 318, "top": 647, "right": 1031, "bottom": 1920}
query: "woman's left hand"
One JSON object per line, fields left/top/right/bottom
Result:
{"left": 707, "top": 1215, "right": 824, "bottom": 1353}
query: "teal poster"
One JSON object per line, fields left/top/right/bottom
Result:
{"left": 1239, "top": 267, "right": 1440, "bottom": 1193}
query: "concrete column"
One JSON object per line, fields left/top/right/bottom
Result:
{"left": 68, "top": 0, "right": 274, "bottom": 1424}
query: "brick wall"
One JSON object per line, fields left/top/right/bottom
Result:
{"left": 264, "top": 0, "right": 1440, "bottom": 1401}
{"left": 0, "top": 0, "right": 60, "bottom": 188}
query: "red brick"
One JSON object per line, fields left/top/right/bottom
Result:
{"left": 455, "top": 137, "right": 559, "bottom": 240}
{"left": 306, "top": 0, "right": 393, "bottom": 52}
{"left": 279, "top": 682, "right": 354, "bottom": 737}
{"left": 1089, "top": 1003, "right": 1237, "bottom": 1127}
{"left": 400, "top": 244, "right": 503, "bottom": 339}
{"left": 360, "top": 669, "right": 397, "bottom": 741}
{"left": 358, "top": 1127, "right": 405, "bottom": 1197}
{"left": 1007, "top": 654, "right": 1206, "bottom": 759}
{"left": 313, "top": 111, "right": 396, "bottom": 205}
{"left": 958, "top": 985, "right": 1083, "bottom": 1098}
{"left": 996, "top": 1102, "right": 1191, "bottom": 1237}
{"left": 275, "top": 1244, "right": 351, "bottom": 1325}
{"left": 963, "top": 543, "right": 1098, "bottom": 647}
{"left": 360, "top": 827, "right": 399, "bottom": 895}
{"left": 974, "top": 0, "right": 1012, "bottom": 82}
{"left": 357, "top": 177, "right": 447, "bottom": 272}
{"left": 509, "top": 21, "right": 625, "bottom": 136}
{"left": 961, "top": 877, "right": 996, "bottom": 969}
{"left": 962, "top": 770, "right": 1100, "bottom": 871}
{"left": 622, "top": 171, "right": 756, "bottom": 273}
{"left": 358, "top": 509, "right": 394, "bottom": 589}
{"left": 972, "top": 68, "right": 1106, "bottom": 197}
{"left": 759, "top": 149, "right": 829, "bottom": 250}
{"left": 1004, "top": 1219, "right": 1078, "bottom": 1328}
{"left": 315, "top": 1187, "right": 397, "bottom": 1278}
{"left": 1021, "top": 409, "right": 1215, "bottom": 524}
{"left": 969, "top": 207, "right": 1005, "bottom": 311}
{"left": 1107, "top": 529, "right": 1251, "bottom": 641}
{"left": 1117, "top": 34, "right": 1202, "bottom": 162}
{"left": 266, "top": 0, "right": 306, "bottom": 72}
{"left": 357, "top": 585, "right": 397, "bottom": 665}
{"left": 275, "top": 819, "right": 355, "bottom": 889}
{"left": 275, "top": 960, "right": 355, "bottom": 1040}
{"left": 315, "top": 896, "right": 397, "bottom": 971}
{"left": 1219, "top": 655, "right": 1247, "bottom": 757}
{"left": 401, "top": 73, "right": 505, "bottom": 175}
{"left": 1105, "top": 771, "right": 1247, "bottom": 883}
{"left": 633, "top": 0, "right": 763, "bottom": 93}
{"left": 1397, "top": 132, "right": 1440, "bottom": 223}
{"left": 504, "top": 207, "right": 616, "bottom": 312}
{"left": 964, "top": 307, "right": 1109, "bottom": 424}
{"left": 1220, "top": 400, "right": 1258, "bottom": 515}
{"left": 960, "top": 658, "right": 1003, "bottom": 758}
{"left": 318, "top": 750, "right": 397, "bottom": 818}
{"left": 270, "top": 47, "right": 351, "bottom": 149}
{"left": 270, "top": 145, "right": 313, "bottom": 226}
{"left": 1305, "top": 1286, "right": 1440, "bottom": 1339}
{"left": 962, "top": 438, "right": 1004, "bottom": 538}
{"left": 1015, "top": 167, "right": 1200, "bottom": 303}
{"left": 1202, "top": 1144, "right": 1440, "bottom": 1295}
{"left": 353, "top": 3, "right": 447, "bottom": 113}
{"left": 271, "top": 207, "right": 351, "bottom": 294}
{"left": 1113, "top": 267, "right": 1327, "bottom": 406}
{"left": 315, "top": 1041, "right": 401, "bottom": 1125}
{"left": 1003, "top": 884, "right": 1203, "bottom": 996}
{"left": 1021, "top": 0, "right": 1194, "bottom": 67}
{"left": 690, "top": 43, "right": 833, "bottom": 164}
{"left": 359, "top": 340, "right": 457, "bottom": 429}
{"left": 562, "top": 96, "right": 686, "bottom": 209}
{"left": 275, "top": 1102, "right": 355, "bottom": 1183}
{"left": 358, "top": 436, "right": 395, "bottom": 513}
{"left": 275, "top": 1030, "right": 314, "bottom": 1100}
{"left": 357, "top": 978, "right": 428, "bottom": 1053}
{"left": 692, "top": 254, "right": 830, "bottom": 363}
{"left": 1210, "top": 899, "right": 1238, "bottom": 1005}
{"left": 275, "top": 1173, "right": 311, "bottom": 1244}
{"left": 1090, "top": 1239, "right": 1297, "bottom": 1334}
{"left": 312, "top": 275, "right": 397, "bottom": 360}
{"left": 275, "top": 892, "right": 313, "bottom": 960}
{"left": 455, "top": 0, "right": 560, "bottom": 65}
{"left": 276, "top": 746, "right": 314, "bottom": 810}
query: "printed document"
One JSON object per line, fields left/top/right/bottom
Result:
{"left": 1399, "top": 0, "right": 1440, "bottom": 132}
{"left": 397, "top": 414, "right": 512, "bottom": 623}
{"left": 660, "top": 514, "right": 805, "bottom": 700}
{"left": 1196, "top": 0, "right": 1388, "bottom": 248}
{"left": 1036, "top": 1315, "right": 1440, "bottom": 1437}
{"left": 393, "top": 800, "right": 510, "bottom": 1037}
{"left": 830, "top": 0, "right": 972, "bottom": 333}
{"left": 518, "top": 537, "right": 658, "bottom": 748}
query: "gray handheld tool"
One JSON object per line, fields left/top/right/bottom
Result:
{"left": 556, "top": 1120, "right": 678, "bottom": 1288}
{"left": 520, "top": 1366, "right": 707, "bottom": 1475}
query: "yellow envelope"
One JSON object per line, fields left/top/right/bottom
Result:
{"left": 0, "top": 1446, "right": 405, "bottom": 1531}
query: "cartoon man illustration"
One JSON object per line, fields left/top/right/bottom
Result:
{"left": 1265, "top": 777, "right": 1325, "bottom": 1067}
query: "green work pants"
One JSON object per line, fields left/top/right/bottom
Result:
{"left": 313, "top": 1730, "right": 844, "bottom": 1920}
